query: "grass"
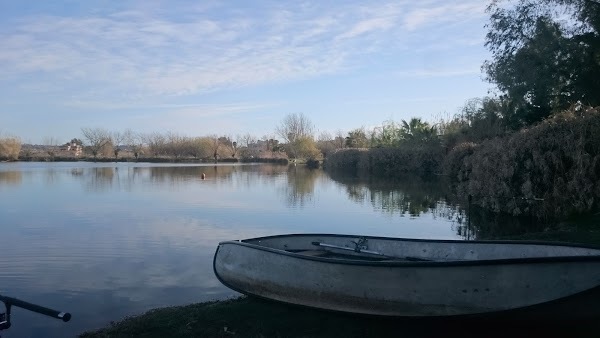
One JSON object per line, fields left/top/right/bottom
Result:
{"left": 79, "top": 296, "right": 598, "bottom": 338}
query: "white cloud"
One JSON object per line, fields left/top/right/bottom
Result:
{"left": 396, "top": 68, "right": 480, "bottom": 79}
{"left": 0, "top": 1, "right": 488, "bottom": 101}
{"left": 338, "top": 16, "right": 396, "bottom": 39}
{"left": 403, "top": 2, "right": 487, "bottom": 31}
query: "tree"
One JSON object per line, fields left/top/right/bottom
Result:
{"left": 345, "top": 128, "right": 369, "bottom": 148}
{"left": 165, "top": 132, "right": 187, "bottom": 159}
{"left": 209, "top": 135, "right": 220, "bottom": 162}
{"left": 334, "top": 130, "right": 346, "bottom": 149}
{"left": 276, "top": 113, "right": 315, "bottom": 156}
{"left": 400, "top": 118, "right": 438, "bottom": 144}
{"left": 238, "top": 133, "right": 255, "bottom": 148}
{"left": 110, "top": 131, "right": 126, "bottom": 160}
{"left": 316, "top": 131, "right": 336, "bottom": 158}
{"left": 275, "top": 113, "right": 315, "bottom": 160}
{"left": 291, "top": 136, "right": 321, "bottom": 160}
{"left": 188, "top": 137, "right": 213, "bottom": 159}
{"left": 143, "top": 132, "right": 166, "bottom": 157}
{"left": 218, "top": 136, "right": 237, "bottom": 158}
{"left": 124, "top": 129, "right": 143, "bottom": 160}
{"left": 484, "top": 0, "right": 600, "bottom": 126}
{"left": 81, "top": 128, "right": 111, "bottom": 160}
{"left": 370, "top": 121, "right": 403, "bottom": 147}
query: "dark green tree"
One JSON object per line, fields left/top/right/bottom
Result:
{"left": 484, "top": 0, "right": 600, "bottom": 126}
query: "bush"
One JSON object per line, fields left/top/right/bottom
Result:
{"left": 306, "top": 159, "right": 320, "bottom": 169}
{"left": 443, "top": 106, "right": 600, "bottom": 219}
{"left": 325, "top": 144, "right": 444, "bottom": 178}
{"left": 0, "top": 137, "right": 21, "bottom": 161}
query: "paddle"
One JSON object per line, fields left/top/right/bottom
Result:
{"left": 311, "top": 241, "right": 431, "bottom": 262}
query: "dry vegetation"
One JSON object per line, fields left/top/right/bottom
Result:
{"left": 0, "top": 136, "right": 21, "bottom": 161}
{"left": 444, "top": 106, "right": 600, "bottom": 219}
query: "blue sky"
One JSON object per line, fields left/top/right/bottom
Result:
{"left": 0, "top": 0, "right": 495, "bottom": 144}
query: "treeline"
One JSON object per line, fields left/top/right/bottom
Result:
{"left": 326, "top": 0, "right": 600, "bottom": 219}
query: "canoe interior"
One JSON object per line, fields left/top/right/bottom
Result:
{"left": 241, "top": 234, "right": 600, "bottom": 262}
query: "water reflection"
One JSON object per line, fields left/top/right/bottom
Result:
{"left": 281, "top": 166, "right": 321, "bottom": 207}
{"left": 0, "top": 171, "right": 22, "bottom": 185}
{"left": 328, "top": 173, "right": 453, "bottom": 217}
{"left": 326, "top": 172, "right": 557, "bottom": 240}
{"left": 0, "top": 162, "right": 574, "bottom": 338}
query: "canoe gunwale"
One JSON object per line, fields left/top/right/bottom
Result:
{"left": 240, "top": 233, "right": 600, "bottom": 250}
{"left": 217, "top": 233, "right": 600, "bottom": 268}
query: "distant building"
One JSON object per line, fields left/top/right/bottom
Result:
{"left": 64, "top": 142, "right": 83, "bottom": 157}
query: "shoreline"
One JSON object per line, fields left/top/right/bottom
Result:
{"left": 79, "top": 229, "right": 600, "bottom": 338}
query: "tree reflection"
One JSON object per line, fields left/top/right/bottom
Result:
{"left": 329, "top": 173, "right": 451, "bottom": 217}
{"left": 281, "top": 166, "right": 321, "bottom": 207}
{"left": 0, "top": 171, "right": 22, "bottom": 186}
{"left": 328, "top": 172, "right": 562, "bottom": 240}
{"left": 148, "top": 165, "right": 237, "bottom": 184}
{"left": 452, "top": 204, "right": 549, "bottom": 240}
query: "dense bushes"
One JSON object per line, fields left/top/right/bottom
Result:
{"left": 444, "top": 106, "right": 600, "bottom": 219}
{"left": 325, "top": 144, "right": 444, "bottom": 178}
{"left": 0, "top": 137, "right": 21, "bottom": 161}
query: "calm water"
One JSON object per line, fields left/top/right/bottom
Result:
{"left": 1, "top": 162, "right": 471, "bottom": 337}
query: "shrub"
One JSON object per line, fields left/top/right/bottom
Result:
{"left": 444, "top": 106, "right": 600, "bottom": 219}
{"left": 325, "top": 144, "right": 444, "bottom": 178}
{"left": 0, "top": 137, "right": 21, "bottom": 161}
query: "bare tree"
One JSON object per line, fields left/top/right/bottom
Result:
{"left": 165, "top": 132, "right": 187, "bottom": 159}
{"left": 124, "top": 129, "right": 144, "bottom": 160}
{"left": 142, "top": 132, "right": 166, "bottom": 158}
{"left": 111, "top": 131, "right": 126, "bottom": 160}
{"left": 275, "top": 113, "right": 314, "bottom": 144}
{"left": 208, "top": 134, "right": 220, "bottom": 163}
{"left": 239, "top": 133, "right": 256, "bottom": 148}
{"left": 316, "top": 131, "right": 337, "bottom": 158}
{"left": 335, "top": 130, "right": 346, "bottom": 149}
{"left": 275, "top": 113, "right": 315, "bottom": 160}
{"left": 81, "top": 128, "right": 111, "bottom": 160}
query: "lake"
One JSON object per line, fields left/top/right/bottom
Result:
{"left": 0, "top": 161, "right": 507, "bottom": 337}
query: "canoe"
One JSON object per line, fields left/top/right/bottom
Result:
{"left": 213, "top": 234, "right": 600, "bottom": 318}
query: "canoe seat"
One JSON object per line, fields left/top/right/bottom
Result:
{"left": 295, "top": 250, "right": 328, "bottom": 257}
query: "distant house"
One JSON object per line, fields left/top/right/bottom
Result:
{"left": 64, "top": 142, "right": 83, "bottom": 157}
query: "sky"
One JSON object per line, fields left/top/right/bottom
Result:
{"left": 0, "top": 0, "right": 496, "bottom": 144}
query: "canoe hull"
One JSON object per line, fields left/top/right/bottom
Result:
{"left": 213, "top": 235, "right": 600, "bottom": 318}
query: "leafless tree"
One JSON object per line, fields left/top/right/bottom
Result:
{"left": 81, "top": 128, "right": 111, "bottom": 160}
{"left": 208, "top": 134, "right": 220, "bottom": 163}
{"left": 124, "top": 129, "right": 144, "bottom": 160}
{"left": 111, "top": 131, "right": 126, "bottom": 160}
{"left": 335, "top": 130, "right": 346, "bottom": 149}
{"left": 275, "top": 113, "right": 314, "bottom": 144}
{"left": 142, "top": 132, "right": 166, "bottom": 157}
{"left": 275, "top": 113, "right": 315, "bottom": 159}
{"left": 239, "top": 133, "right": 256, "bottom": 148}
